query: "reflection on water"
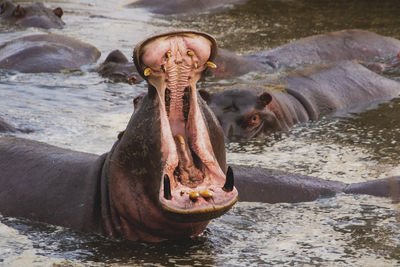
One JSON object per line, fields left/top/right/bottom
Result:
{"left": 1, "top": 0, "right": 400, "bottom": 265}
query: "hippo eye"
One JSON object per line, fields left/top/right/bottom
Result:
{"left": 247, "top": 113, "right": 260, "bottom": 128}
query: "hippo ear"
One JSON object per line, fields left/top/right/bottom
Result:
{"left": 198, "top": 89, "right": 211, "bottom": 104}
{"left": 259, "top": 92, "right": 272, "bottom": 107}
{"left": 13, "top": 5, "right": 25, "bottom": 18}
{"left": 53, "top": 7, "right": 63, "bottom": 18}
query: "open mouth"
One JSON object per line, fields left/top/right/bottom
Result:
{"left": 134, "top": 31, "right": 238, "bottom": 222}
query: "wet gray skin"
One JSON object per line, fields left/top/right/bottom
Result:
{"left": 0, "top": 1, "right": 64, "bottom": 29}
{"left": 0, "top": 34, "right": 100, "bottom": 73}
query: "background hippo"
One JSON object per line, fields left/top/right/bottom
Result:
{"left": 96, "top": 50, "right": 143, "bottom": 84}
{"left": 0, "top": 1, "right": 64, "bottom": 29}
{"left": 0, "top": 34, "right": 100, "bottom": 73}
{"left": 209, "top": 30, "right": 400, "bottom": 79}
{"left": 200, "top": 60, "right": 400, "bottom": 140}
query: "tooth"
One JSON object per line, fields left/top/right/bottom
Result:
{"left": 187, "top": 50, "right": 195, "bottom": 56}
{"left": 189, "top": 191, "right": 199, "bottom": 201}
{"left": 144, "top": 67, "right": 152, "bottom": 76}
{"left": 222, "top": 166, "right": 234, "bottom": 192}
{"left": 165, "top": 51, "right": 171, "bottom": 59}
{"left": 161, "top": 64, "right": 166, "bottom": 73}
{"left": 174, "top": 134, "right": 185, "bottom": 145}
{"left": 206, "top": 61, "right": 217, "bottom": 69}
{"left": 163, "top": 174, "right": 172, "bottom": 200}
{"left": 194, "top": 62, "right": 198, "bottom": 69}
{"left": 200, "top": 189, "right": 212, "bottom": 198}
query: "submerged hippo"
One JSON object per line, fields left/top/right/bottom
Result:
{"left": 126, "top": 0, "right": 248, "bottom": 15}
{"left": 96, "top": 50, "right": 143, "bottom": 84}
{"left": 233, "top": 165, "right": 400, "bottom": 203}
{"left": 0, "top": 31, "right": 238, "bottom": 242}
{"left": 209, "top": 30, "right": 400, "bottom": 79}
{"left": 200, "top": 60, "right": 400, "bottom": 140}
{"left": 252, "top": 29, "right": 400, "bottom": 70}
{"left": 0, "top": 1, "right": 64, "bottom": 29}
{"left": 0, "top": 34, "right": 100, "bottom": 73}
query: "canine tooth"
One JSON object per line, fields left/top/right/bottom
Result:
{"left": 187, "top": 50, "right": 195, "bottom": 56}
{"left": 222, "top": 166, "right": 234, "bottom": 192}
{"left": 200, "top": 189, "right": 212, "bottom": 198}
{"left": 144, "top": 67, "right": 152, "bottom": 76}
{"left": 165, "top": 51, "right": 171, "bottom": 58}
{"left": 206, "top": 61, "right": 217, "bottom": 69}
{"left": 161, "top": 64, "right": 166, "bottom": 72}
{"left": 189, "top": 191, "right": 199, "bottom": 201}
{"left": 194, "top": 62, "right": 198, "bottom": 69}
{"left": 163, "top": 174, "right": 172, "bottom": 200}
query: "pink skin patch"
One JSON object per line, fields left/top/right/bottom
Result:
{"left": 138, "top": 33, "right": 237, "bottom": 216}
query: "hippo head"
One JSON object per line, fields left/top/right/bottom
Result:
{"left": 97, "top": 50, "right": 143, "bottom": 84}
{"left": 0, "top": 1, "right": 65, "bottom": 29}
{"left": 199, "top": 89, "right": 284, "bottom": 141}
{"left": 106, "top": 31, "right": 238, "bottom": 242}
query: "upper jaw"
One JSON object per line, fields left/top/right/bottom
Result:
{"left": 133, "top": 31, "right": 238, "bottom": 222}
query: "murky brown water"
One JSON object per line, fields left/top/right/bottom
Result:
{"left": 1, "top": 0, "right": 400, "bottom": 265}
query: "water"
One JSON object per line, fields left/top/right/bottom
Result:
{"left": 1, "top": 0, "right": 400, "bottom": 265}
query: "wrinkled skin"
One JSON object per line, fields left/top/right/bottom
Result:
{"left": 0, "top": 34, "right": 100, "bottom": 73}
{"left": 0, "top": 31, "right": 238, "bottom": 242}
{"left": 210, "top": 30, "right": 400, "bottom": 79}
{"left": 200, "top": 60, "right": 400, "bottom": 140}
{"left": 126, "top": 0, "right": 248, "bottom": 15}
{"left": 0, "top": 1, "right": 64, "bottom": 29}
{"left": 96, "top": 50, "right": 143, "bottom": 84}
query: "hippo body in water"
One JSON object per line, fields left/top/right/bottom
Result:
{"left": 0, "top": 1, "right": 64, "bottom": 29}
{"left": 233, "top": 165, "right": 400, "bottom": 203}
{"left": 0, "top": 34, "right": 100, "bottom": 73}
{"left": 200, "top": 60, "right": 400, "bottom": 140}
{"left": 211, "top": 30, "right": 400, "bottom": 79}
{"left": 0, "top": 31, "right": 238, "bottom": 242}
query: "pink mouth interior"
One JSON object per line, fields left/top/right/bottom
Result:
{"left": 139, "top": 33, "right": 237, "bottom": 215}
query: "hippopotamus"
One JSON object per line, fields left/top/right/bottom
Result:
{"left": 251, "top": 29, "right": 400, "bottom": 70}
{"left": 0, "top": 1, "right": 64, "bottom": 29}
{"left": 0, "top": 31, "right": 238, "bottom": 242}
{"left": 96, "top": 50, "right": 143, "bottom": 84}
{"left": 208, "top": 30, "right": 400, "bottom": 79}
{"left": 0, "top": 34, "right": 100, "bottom": 73}
{"left": 199, "top": 60, "right": 400, "bottom": 140}
{"left": 126, "top": 0, "right": 248, "bottom": 15}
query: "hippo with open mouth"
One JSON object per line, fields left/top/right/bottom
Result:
{"left": 0, "top": 31, "right": 238, "bottom": 242}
